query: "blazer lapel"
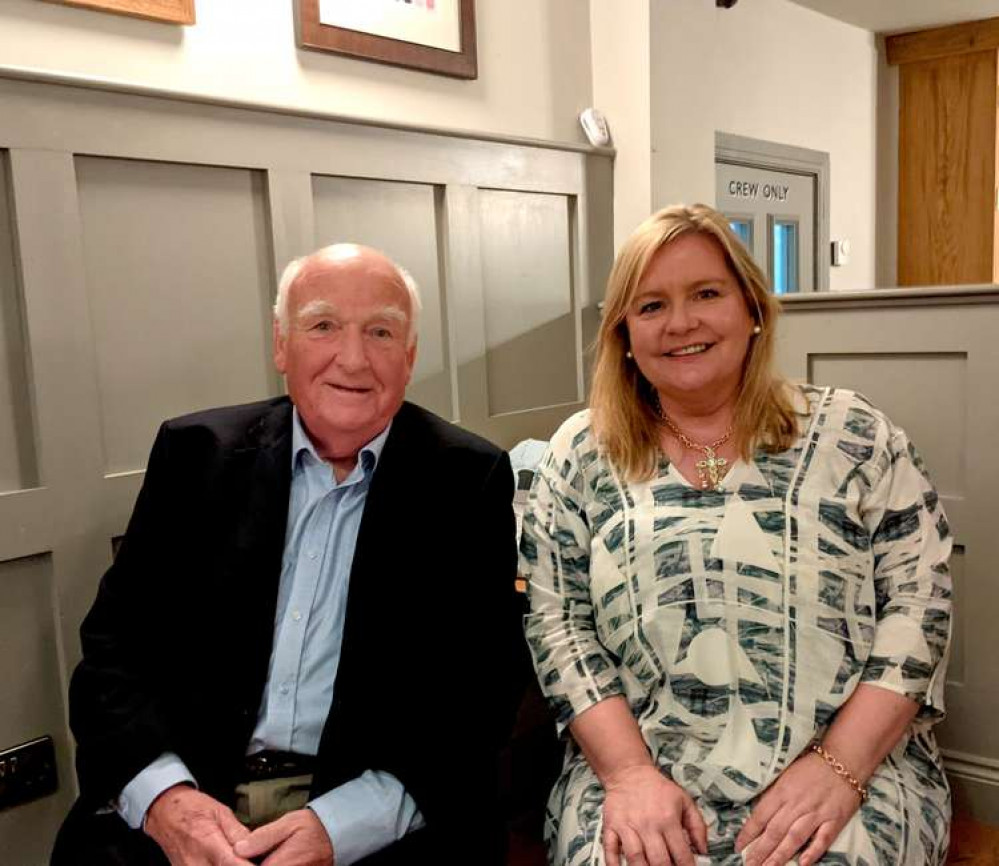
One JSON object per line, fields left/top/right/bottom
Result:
{"left": 229, "top": 400, "right": 293, "bottom": 687}
{"left": 344, "top": 402, "right": 428, "bottom": 630}
{"left": 313, "top": 403, "right": 431, "bottom": 784}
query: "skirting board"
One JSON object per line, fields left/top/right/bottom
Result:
{"left": 945, "top": 750, "right": 999, "bottom": 825}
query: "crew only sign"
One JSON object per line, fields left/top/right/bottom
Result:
{"left": 726, "top": 180, "right": 790, "bottom": 202}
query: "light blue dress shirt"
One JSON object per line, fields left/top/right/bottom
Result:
{"left": 117, "top": 411, "right": 424, "bottom": 864}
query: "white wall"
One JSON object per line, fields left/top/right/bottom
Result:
{"left": 0, "top": 0, "right": 887, "bottom": 291}
{"left": 0, "top": 0, "right": 593, "bottom": 144}
{"left": 589, "top": 0, "right": 651, "bottom": 251}
{"left": 647, "top": 0, "right": 879, "bottom": 290}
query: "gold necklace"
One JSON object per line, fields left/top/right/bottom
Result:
{"left": 659, "top": 413, "right": 733, "bottom": 491}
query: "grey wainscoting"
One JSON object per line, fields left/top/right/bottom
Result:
{"left": 0, "top": 70, "right": 613, "bottom": 864}
{"left": 312, "top": 174, "right": 452, "bottom": 419}
{"left": 0, "top": 151, "right": 38, "bottom": 496}
{"left": 778, "top": 286, "right": 999, "bottom": 824}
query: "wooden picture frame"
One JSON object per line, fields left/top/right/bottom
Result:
{"left": 297, "top": 0, "right": 477, "bottom": 80}
{"left": 44, "top": 0, "right": 195, "bottom": 25}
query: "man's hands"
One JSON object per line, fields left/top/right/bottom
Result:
{"left": 145, "top": 785, "right": 253, "bottom": 866}
{"left": 735, "top": 752, "right": 861, "bottom": 866}
{"left": 233, "top": 810, "right": 334, "bottom": 866}
{"left": 601, "top": 765, "right": 708, "bottom": 866}
{"left": 145, "top": 787, "right": 333, "bottom": 866}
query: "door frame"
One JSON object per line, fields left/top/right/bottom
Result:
{"left": 715, "top": 132, "right": 831, "bottom": 292}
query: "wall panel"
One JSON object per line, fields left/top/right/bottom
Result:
{"left": 479, "top": 190, "right": 577, "bottom": 416}
{"left": 807, "top": 352, "right": 966, "bottom": 498}
{"left": 779, "top": 288, "right": 999, "bottom": 823}
{"left": 0, "top": 554, "right": 73, "bottom": 866}
{"left": 76, "top": 157, "right": 277, "bottom": 475}
{"left": 947, "top": 546, "right": 966, "bottom": 686}
{"left": 311, "top": 176, "right": 452, "bottom": 420}
{"left": 0, "top": 151, "right": 38, "bottom": 492}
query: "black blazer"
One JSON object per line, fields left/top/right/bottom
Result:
{"left": 54, "top": 398, "right": 526, "bottom": 865}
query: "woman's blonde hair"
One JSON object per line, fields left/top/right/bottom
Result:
{"left": 590, "top": 203, "right": 798, "bottom": 481}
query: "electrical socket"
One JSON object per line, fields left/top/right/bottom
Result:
{"left": 0, "top": 736, "right": 58, "bottom": 812}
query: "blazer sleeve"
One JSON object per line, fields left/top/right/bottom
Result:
{"left": 69, "top": 422, "right": 187, "bottom": 805}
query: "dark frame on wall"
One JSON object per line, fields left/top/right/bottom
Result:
{"left": 297, "top": 0, "right": 477, "bottom": 80}
{"left": 44, "top": 0, "right": 195, "bottom": 24}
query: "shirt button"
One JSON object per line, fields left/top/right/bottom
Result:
{"left": 291, "top": 610, "right": 302, "bottom": 622}
{"left": 279, "top": 684, "right": 290, "bottom": 695}
{"left": 306, "top": 550, "right": 318, "bottom": 560}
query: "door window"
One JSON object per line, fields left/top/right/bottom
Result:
{"left": 728, "top": 218, "right": 753, "bottom": 248}
{"left": 771, "top": 218, "right": 799, "bottom": 295}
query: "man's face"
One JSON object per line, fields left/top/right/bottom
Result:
{"left": 274, "top": 249, "right": 417, "bottom": 460}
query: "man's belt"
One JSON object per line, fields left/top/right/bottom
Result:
{"left": 242, "top": 750, "right": 316, "bottom": 782}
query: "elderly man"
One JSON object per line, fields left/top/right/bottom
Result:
{"left": 52, "top": 245, "right": 524, "bottom": 865}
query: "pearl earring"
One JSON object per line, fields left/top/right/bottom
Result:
{"left": 625, "top": 350, "right": 634, "bottom": 359}
{"left": 752, "top": 325, "right": 762, "bottom": 335}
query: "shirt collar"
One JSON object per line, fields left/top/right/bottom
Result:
{"left": 291, "top": 408, "right": 391, "bottom": 479}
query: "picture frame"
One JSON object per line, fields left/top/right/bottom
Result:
{"left": 43, "top": 0, "right": 195, "bottom": 25}
{"left": 297, "top": 0, "right": 477, "bottom": 80}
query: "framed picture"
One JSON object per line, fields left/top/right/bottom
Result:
{"left": 297, "top": 0, "right": 477, "bottom": 80}
{"left": 43, "top": 0, "right": 195, "bottom": 24}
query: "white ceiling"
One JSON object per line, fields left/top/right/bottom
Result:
{"left": 786, "top": 0, "right": 999, "bottom": 35}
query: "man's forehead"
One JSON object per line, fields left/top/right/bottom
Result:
{"left": 296, "top": 297, "right": 407, "bottom": 321}
{"left": 292, "top": 255, "right": 408, "bottom": 302}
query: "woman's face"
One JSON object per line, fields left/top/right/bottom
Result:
{"left": 624, "top": 232, "right": 755, "bottom": 412}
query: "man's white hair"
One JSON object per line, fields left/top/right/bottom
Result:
{"left": 274, "top": 244, "right": 422, "bottom": 347}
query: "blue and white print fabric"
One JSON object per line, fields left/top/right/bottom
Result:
{"left": 521, "top": 387, "right": 952, "bottom": 865}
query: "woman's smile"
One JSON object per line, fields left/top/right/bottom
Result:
{"left": 663, "top": 342, "right": 713, "bottom": 357}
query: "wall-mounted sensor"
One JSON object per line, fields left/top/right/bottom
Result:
{"left": 831, "top": 239, "right": 851, "bottom": 267}
{"left": 579, "top": 108, "right": 611, "bottom": 147}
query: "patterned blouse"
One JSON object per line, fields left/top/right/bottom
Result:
{"left": 521, "top": 386, "right": 952, "bottom": 865}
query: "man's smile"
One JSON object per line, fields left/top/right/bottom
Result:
{"left": 326, "top": 382, "right": 374, "bottom": 395}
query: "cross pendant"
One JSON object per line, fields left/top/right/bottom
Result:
{"left": 696, "top": 448, "right": 728, "bottom": 490}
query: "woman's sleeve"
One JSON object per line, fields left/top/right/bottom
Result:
{"left": 859, "top": 424, "right": 953, "bottom": 721}
{"left": 520, "top": 429, "right": 625, "bottom": 734}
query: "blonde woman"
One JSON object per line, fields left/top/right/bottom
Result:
{"left": 521, "top": 204, "right": 952, "bottom": 865}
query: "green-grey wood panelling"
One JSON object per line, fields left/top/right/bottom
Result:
{"left": 311, "top": 175, "right": 452, "bottom": 420}
{"left": 76, "top": 157, "right": 277, "bottom": 475}
{"left": 479, "top": 189, "right": 577, "bottom": 416}
{"left": 779, "top": 290, "right": 999, "bottom": 824}
{"left": 807, "top": 352, "right": 966, "bottom": 499}
{"left": 0, "top": 555, "right": 68, "bottom": 866}
{"left": 0, "top": 151, "right": 38, "bottom": 492}
{"left": 0, "top": 71, "right": 614, "bottom": 863}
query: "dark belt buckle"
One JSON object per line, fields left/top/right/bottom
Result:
{"left": 243, "top": 750, "right": 314, "bottom": 782}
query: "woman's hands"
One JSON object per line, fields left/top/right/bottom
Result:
{"left": 602, "top": 765, "right": 707, "bottom": 866}
{"left": 735, "top": 686, "right": 918, "bottom": 865}
{"left": 568, "top": 697, "right": 708, "bottom": 865}
{"left": 735, "top": 751, "right": 861, "bottom": 866}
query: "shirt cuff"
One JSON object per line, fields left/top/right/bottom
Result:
{"left": 116, "top": 752, "right": 196, "bottom": 831}
{"left": 307, "top": 770, "right": 425, "bottom": 866}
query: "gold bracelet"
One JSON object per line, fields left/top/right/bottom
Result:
{"left": 809, "top": 742, "right": 869, "bottom": 802}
